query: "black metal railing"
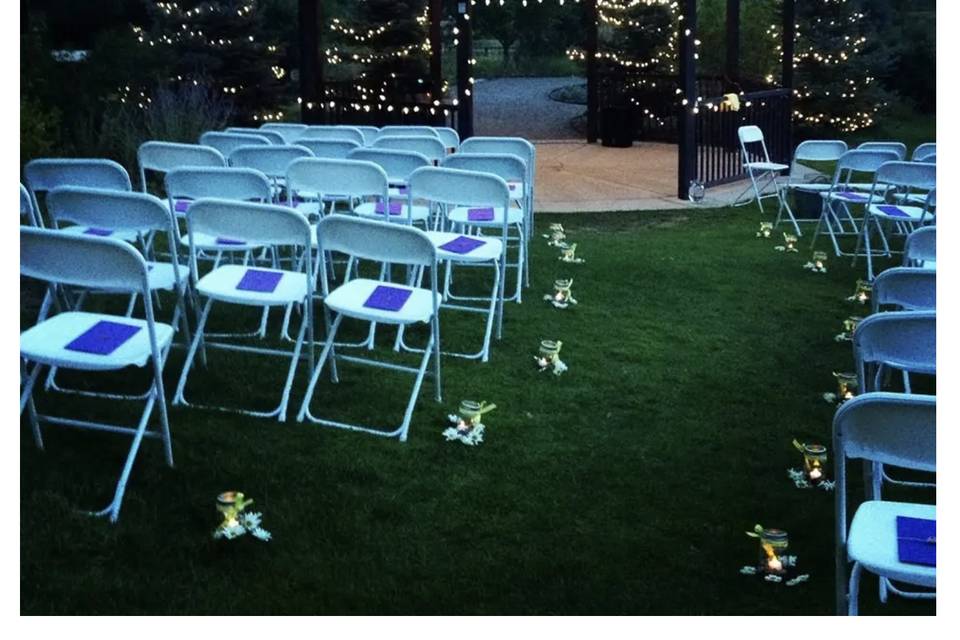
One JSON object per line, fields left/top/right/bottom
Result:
{"left": 694, "top": 88, "right": 792, "bottom": 187}
{"left": 312, "top": 81, "right": 459, "bottom": 129}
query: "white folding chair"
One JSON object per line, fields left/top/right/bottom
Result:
{"left": 200, "top": 131, "right": 271, "bottom": 158}
{"left": 377, "top": 125, "right": 441, "bottom": 140}
{"left": 857, "top": 141, "right": 907, "bottom": 160}
{"left": 435, "top": 127, "right": 461, "bottom": 153}
{"left": 776, "top": 140, "right": 848, "bottom": 236}
{"left": 299, "top": 125, "right": 365, "bottom": 146}
{"left": 296, "top": 138, "right": 361, "bottom": 159}
{"left": 911, "top": 143, "right": 936, "bottom": 162}
{"left": 24, "top": 158, "right": 133, "bottom": 228}
{"left": 297, "top": 215, "right": 441, "bottom": 441}
{"left": 354, "top": 125, "right": 380, "bottom": 146}
{"left": 227, "top": 144, "right": 313, "bottom": 199}
{"left": 734, "top": 125, "right": 789, "bottom": 213}
{"left": 903, "top": 226, "right": 936, "bottom": 269}
{"left": 834, "top": 392, "right": 936, "bottom": 615}
{"left": 810, "top": 150, "right": 900, "bottom": 257}
{"left": 348, "top": 147, "right": 432, "bottom": 203}
{"left": 396, "top": 166, "right": 508, "bottom": 362}
{"left": 20, "top": 226, "right": 175, "bottom": 523}
{"left": 872, "top": 268, "right": 935, "bottom": 313}
{"left": 854, "top": 310, "right": 935, "bottom": 397}
{"left": 259, "top": 122, "right": 308, "bottom": 143}
{"left": 137, "top": 141, "right": 226, "bottom": 195}
{"left": 226, "top": 127, "right": 286, "bottom": 145}
{"left": 441, "top": 153, "right": 527, "bottom": 303}
{"left": 854, "top": 161, "right": 936, "bottom": 280}
{"left": 373, "top": 135, "right": 446, "bottom": 166}
{"left": 21, "top": 183, "right": 38, "bottom": 226}
{"left": 173, "top": 199, "right": 314, "bottom": 421}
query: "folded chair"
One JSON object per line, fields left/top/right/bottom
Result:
{"left": 903, "top": 226, "right": 936, "bottom": 269}
{"left": 810, "top": 149, "right": 901, "bottom": 257}
{"left": 20, "top": 227, "right": 175, "bottom": 522}
{"left": 199, "top": 131, "right": 272, "bottom": 158}
{"left": 226, "top": 127, "right": 285, "bottom": 145}
{"left": 396, "top": 166, "right": 508, "bottom": 362}
{"left": 373, "top": 135, "right": 447, "bottom": 166}
{"left": 298, "top": 125, "right": 365, "bottom": 146}
{"left": 259, "top": 122, "right": 308, "bottom": 143}
{"left": 24, "top": 158, "right": 132, "bottom": 229}
{"left": 776, "top": 140, "right": 848, "bottom": 236}
{"left": 734, "top": 125, "right": 789, "bottom": 214}
{"left": 834, "top": 392, "right": 936, "bottom": 615}
{"left": 173, "top": 199, "right": 314, "bottom": 421}
{"left": 854, "top": 161, "right": 937, "bottom": 280}
{"left": 297, "top": 216, "right": 441, "bottom": 441}
{"left": 871, "top": 268, "right": 936, "bottom": 313}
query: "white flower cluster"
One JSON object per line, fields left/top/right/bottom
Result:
{"left": 213, "top": 511, "right": 272, "bottom": 542}
{"left": 787, "top": 468, "right": 836, "bottom": 491}
{"left": 802, "top": 261, "right": 828, "bottom": 274}
{"left": 442, "top": 415, "right": 485, "bottom": 446}
{"left": 535, "top": 356, "right": 568, "bottom": 376}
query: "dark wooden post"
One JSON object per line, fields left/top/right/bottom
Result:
{"left": 455, "top": 1, "right": 474, "bottom": 139}
{"left": 585, "top": 0, "right": 599, "bottom": 143}
{"left": 429, "top": 0, "right": 443, "bottom": 124}
{"left": 725, "top": 0, "right": 741, "bottom": 84}
{"left": 782, "top": 0, "right": 796, "bottom": 90}
{"left": 298, "top": 0, "right": 323, "bottom": 124}
{"left": 677, "top": 0, "right": 698, "bottom": 200}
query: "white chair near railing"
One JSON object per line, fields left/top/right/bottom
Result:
{"left": 199, "top": 131, "right": 272, "bottom": 158}
{"left": 20, "top": 226, "right": 175, "bottom": 523}
{"left": 776, "top": 140, "right": 848, "bottom": 236}
{"left": 173, "top": 199, "right": 315, "bottom": 422}
{"left": 24, "top": 158, "right": 133, "bottom": 228}
{"left": 734, "top": 125, "right": 789, "bottom": 214}
{"left": 297, "top": 215, "right": 441, "bottom": 442}
{"left": 834, "top": 392, "right": 936, "bottom": 615}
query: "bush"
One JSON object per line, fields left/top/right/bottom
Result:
{"left": 20, "top": 97, "right": 61, "bottom": 167}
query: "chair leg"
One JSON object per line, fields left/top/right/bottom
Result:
{"left": 173, "top": 298, "right": 213, "bottom": 407}
{"left": 277, "top": 311, "right": 309, "bottom": 422}
{"left": 296, "top": 313, "right": 344, "bottom": 422}
{"left": 848, "top": 562, "right": 862, "bottom": 616}
{"left": 21, "top": 363, "right": 45, "bottom": 450}
{"left": 150, "top": 348, "right": 174, "bottom": 468}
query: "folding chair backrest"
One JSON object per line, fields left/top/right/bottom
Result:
{"left": 20, "top": 183, "right": 36, "bottom": 226}
{"left": 354, "top": 126, "right": 380, "bottom": 146}
{"left": 737, "top": 125, "right": 771, "bottom": 163}
{"left": 853, "top": 311, "right": 936, "bottom": 387}
{"left": 912, "top": 143, "right": 936, "bottom": 162}
{"left": 296, "top": 138, "right": 361, "bottom": 159}
{"left": 856, "top": 141, "right": 907, "bottom": 160}
{"left": 459, "top": 137, "right": 536, "bottom": 189}
{"left": 831, "top": 150, "right": 900, "bottom": 185}
{"left": 904, "top": 227, "right": 936, "bottom": 267}
{"left": 200, "top": 131, "right": 271, "bottom": 157}
{"left": 347, "top": 148, "right": 431, "bottom": 184}
{"left": 378, "top": 126, "right": 440, "bottom": 140}
{"left": 227, "top": 145, "right": 313, "bottom": 179}
{"left": 287, "top": 158, "right": 388, "bottom": 200}
{"left": 315, "top": 215, "right": 436, "bottom": 268}
{"left": 165, "top": 167, "right": 273, "bottom": 203}
{"left": 226, "top": 127, "right": 285, "bottom": 145}
{"left": 410, "top": 166, "right": 510, "bottom": 210}
{"left": 24, "top": 159, "right": 134, "bottom": 228}
{"left": 872, "top": 268, "right": 936, "bottom": 312}
{"left": 435, "top": 127, "right": 460, "bottom": 152}
{"left": 260, "top": 123, "right": 308, "bottom": 143}
{"left": 793, "top": 140, "right": 847, "bottom": 162}
{"left": 299, "top": 126, "right": 365, "bottom": 146}
{"left": 373, "top": 135, "right": 446, "bottom": 164}
{"left": 919, "top": 153, "right": 936, "bottom": 164}
{"left": 47, "top": 186, "right": 174, "bottom": 234}
{"left": 137, "top": 142, "right": 226, "bottom": 193}
{"left": 21, "top": 225, "right": 149, "bottom": 292}
{"left": 873, "top": 161, "right": 937, "bottom": 192}
{"left": 186, "top": 199, "right": 312, "bottom": 248}
{"left": 441, "top": 153, "right": 526, "bottom": 186}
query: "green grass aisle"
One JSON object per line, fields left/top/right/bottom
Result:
{"left": 20, "top": 207, "right": 934, "bottom": 615}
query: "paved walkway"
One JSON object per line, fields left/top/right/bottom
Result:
{"left": 474, "top": 77, "right": 583, "bottom": 140}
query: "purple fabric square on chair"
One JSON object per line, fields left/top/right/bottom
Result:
{"left": 897, "top": 516, "right": 935, "bottom": 567}
{"left": 375, "top": 201, "right": 404, "bottom": 216}
{"left": 236, "top": 269, "right": 283, "bottom": 293}
{"left": 363, "top": 285, "right": 412, "bottom": 312}
{"left": 467, "top": 207, "right": 495, "bottom": 222}
{"left": 216, "top": 236, "right": 246, "bottom": 246}
{"left": 83, "top": 227, "right": 113, "bottom": 237}
{"left": 836, "top": 191, "right": 869, "bottom": 202}
{"left": 65, "top": 320, "right": 141, "bottom": 355}
{"left": 877, "top": 205, "right": 911, "bottom": 218}
{"left": 395, "top": 186, "right": 409, "bottom": 195}
{"left": 439, "top": 235, "right": 487, "bottom": 255}
{"left": 174, "top": 199, "right": 192, "bottom": 213}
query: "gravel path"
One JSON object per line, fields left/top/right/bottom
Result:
{"left": 474, "top": 76, "right": 584, "bottom": 140}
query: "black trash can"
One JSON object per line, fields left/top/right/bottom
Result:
{"left": 600, "top": 106, "right": 634, "bottom": 148}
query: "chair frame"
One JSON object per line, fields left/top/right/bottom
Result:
{"left": 734, "top": 125, "right": 789, "bottom": 214}
{"left": 775, "top": 140, "right": 848, "bottom": 236}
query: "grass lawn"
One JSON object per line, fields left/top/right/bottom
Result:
{"left": 20, "top": 207, "right": 934, "bottom": 615}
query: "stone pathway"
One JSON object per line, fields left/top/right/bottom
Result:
{"left": 474, "top": 77, "right": 583, "bottom": 140}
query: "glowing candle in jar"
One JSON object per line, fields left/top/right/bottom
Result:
{"left": 813, "top": 251, "right": 828, "bottom": 270}
{"left": 747, "top": 525, "right": 788, "bottom": 575}
{"left": 793, "top": 440, "right": 828, "bottom": 483}
{"left": 833, "top": 371, "right": 858, "bottom": 403}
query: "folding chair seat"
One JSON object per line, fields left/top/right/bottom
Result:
{"left": 348, "top": 147, "right": 433, "bottom": 203}
{"left": 137, "top": 141, "right": 226, "bottom": 198}
{"left": 226, "top": 127, "right": 285, "bottom": 145}
{"left": 298, "top": 125, "right": 365, "bottom": 146}
{"left": 911, "top": 143, "right": 936, "bottom": 162}
{"left": 173, "top": 199, "right": 315, "bottom": 421}
{"left": 297, "top": 215, "right": 441, "bottom": 441}
{"left": 21, "top": 183, "right": 38, "bottom": 226}
{"left": 853, "top": 162, "right": 937, "bottom": 280}
{"left": 857, "top": 141, "right": 908, "bottom": 160}
{"left": 227, "top": 144, "right": 313, "bottom": 201}
{"left": 24, "top": 158, "right": 133, "bottom": 229}
{"left": 395, "top": 166, "right": 509, "bottom": 362}
{"left": 871, "top": 268, "right": 936, "bottom": 312}
{"left": 809, "top": 150, "right": 900, "bottom": 257}
{"left": 20, "top": 227, "right": 174, "bottom": 522}
{"left": 373, "top": 135, "right": 446, "bottom": 166}
{"left": 834, "top": 393, "right": 936, "bottom": 615}
{"left": 259, "top": 122, "right": 308, "bottom": 143}
{"left": 775, "top": 140, "right": 847, "bottom": 235}
{"left": 733, "top": 125, "right": 789, "bottom": 214}
{"left": 435, "top": 127, "right": 461, "bottom": 153}
{"left": 200, "top": 131, "right": 271, "bottom": 158}
{"left": 903, "top": 226, "right": 936, "bottom": 269}
{"left": 441, "top": 153, "right": 528, "bottom": 304}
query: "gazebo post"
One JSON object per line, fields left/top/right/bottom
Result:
{"left": 677, "top": 0, "right": 698, "bottom": 200}
{"left": 455, "top": 1, "right": 475, "bottom": 139}
{"left": 585, "top": 0, "right": 599, "bottom": 143}
{"left": 429, "top": 0, "right": 443, "bottom": 126}
{"left": 298, "top": 0, "right": 323, "bottom": 124}
{"left": 725, "top": 0, "right": 741, "bottom": 83}
{"left": 782, "top": 0, "right": 796, "bottom": 153}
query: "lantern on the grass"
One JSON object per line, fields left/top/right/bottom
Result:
{"left": 216, "top": 491, "right": 252, "bottom": 529}
{"left": 756, "top": 222, "right": 774, "bottom": 238}
{"left": 783, "top": 233, "right": 798, "bottom": 252}
{"left": 535, "top": 339, "right": 568, "bottom": 375}
{"left": 793, "top": 439, "right": 828, "bottom": 484}
{"left": 834, "top": 371, "right": 858, "bottom": 402}
{"left": 444, "top": 400, "right": 497, "bottom": 445}
{"left": 835, "top": 316, "right": 863, "bottom": 342}
{"left": 747, "top": 525, "right": 789, "bottom": 575}
{"left": 804, "top": 251, "right": 828, "bottom": 273}
{"left": 545, "top": 278, "right": 578, "bottom": 308}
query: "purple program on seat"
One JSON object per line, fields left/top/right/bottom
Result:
{"left": 375, "top": 201, "right": 404, "bottom": 216}
{"left": 236, "top": 269, "right": 283, "bottom": 293}
{"left": 467, "top": 207, "right": 495, "bottom": 222}
{"left": 216, "top": 236, "right": 246, "bottom": 246}
{"left": 363, "top": 285, "right": 412, "bottom": 312}
{"left": 877, "top": 205, "right": 911, "bottom": 218}
{"left": 65, "top": 320, "right": 142, "bottom": 356}
{"left": 174, "top": 199, "right": 192, "bottom": 213}
{"left": 836, "top": 191, "right": 869, "bottom": 202}
{"left": 83, "top": 227, "right": 113, "bottom": 236}
{"left": 439, "top": 235, "right": 486, "bottom": 255}
{"left": 897, "top": 516, "right": 936, "bottom": 567}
